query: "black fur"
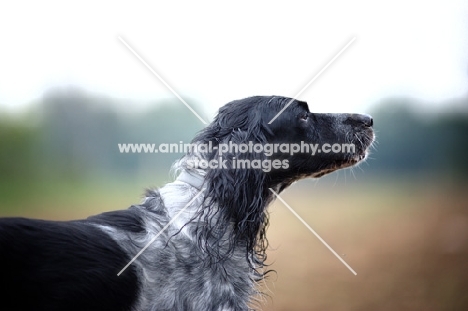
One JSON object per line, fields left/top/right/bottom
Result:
{"left": 0, "top": 217, "right": 139, "bottom": 310}
{"left": 0, "top": 96, "right": 374, "bottom": 310}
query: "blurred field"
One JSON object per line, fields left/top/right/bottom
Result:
{"left": 0, "top": 177, "right": 467, "bottom": 310}
{"left": 263, "top": 179, "right": 468, "bottom": 310}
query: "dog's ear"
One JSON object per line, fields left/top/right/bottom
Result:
{"left": 195, "top": 104, "right": 272, "bottom": 261}
{"left": 204, "top": 129, "right": 270, "bottom": 261}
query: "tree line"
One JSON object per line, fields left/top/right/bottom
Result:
{"left": 1, "top": 87, "right": 467, "bottom": 185}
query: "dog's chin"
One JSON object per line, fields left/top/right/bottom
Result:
{"left": 310, "top": 150, "right": 369, "bottom": 178}
{"left": 349, "top": 151, "right": 368, "bottom": 165}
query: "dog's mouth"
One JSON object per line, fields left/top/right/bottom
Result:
{"left": 342, "top": 129, "right": 374, "bottom": 167}
{"left": 346, "top": 129, "right": 374, "bottom": 164}
{"left": 310, "top": 129, "right": 374, "bottom": 178}
{"left": 311, "top": 152, "right": 368, "bottom": 178}
{"left": 350, "top": 151, "right": 368, "bottom": 164}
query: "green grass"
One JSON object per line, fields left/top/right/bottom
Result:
{"left": 0, "top": 174, "right": 169, "bottom": 219}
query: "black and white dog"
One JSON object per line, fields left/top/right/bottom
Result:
{"left": 0, "top": 96, "right": 374, "bottom": 310}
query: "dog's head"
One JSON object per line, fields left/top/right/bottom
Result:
{"left": 262, "top": 96, "right": 374, "bottom": 184}
{"left": 189, "top": 95, "right": 374, "bottom": 187}
{"left": 182, "top": 96, "right": 374, "bottom": 268}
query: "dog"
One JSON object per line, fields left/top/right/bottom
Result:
{"left": 0, "top": 96, "right": 374, "bottom": 310}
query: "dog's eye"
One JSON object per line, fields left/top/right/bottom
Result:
{"left": 300, "top": 114, "right": 309, "bottom": 121}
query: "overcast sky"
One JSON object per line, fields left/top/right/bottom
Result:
{"left": 0, "top": 0, "right": 467, "bottom": 118}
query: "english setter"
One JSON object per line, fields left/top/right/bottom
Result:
{"left": 0, "top": 96, "right": 374, "bottom": 310}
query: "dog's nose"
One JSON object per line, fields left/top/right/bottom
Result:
{"left": 348, "top": 114, "right": 373, "bottom": 128}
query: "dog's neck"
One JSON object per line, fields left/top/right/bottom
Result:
{"left": 176, "top": 170, "right": 206, "bottom": 191}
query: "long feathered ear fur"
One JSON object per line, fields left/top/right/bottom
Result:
{"left": 188, "top": 98, "right": 276, "bottom": 272}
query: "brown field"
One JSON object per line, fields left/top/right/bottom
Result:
{"left": 1, "top": 177, "right": 467, "bottom": 310}
{"left": 262, "top": 180, "right": 468, "bottom": 310}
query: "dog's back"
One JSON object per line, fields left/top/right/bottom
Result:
{"left": 0, "top": 217, "right": 139, "bottom": 310}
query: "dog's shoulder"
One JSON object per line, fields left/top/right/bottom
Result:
{"left": 86, "top": 205, "right": 146, "bottom": 233}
